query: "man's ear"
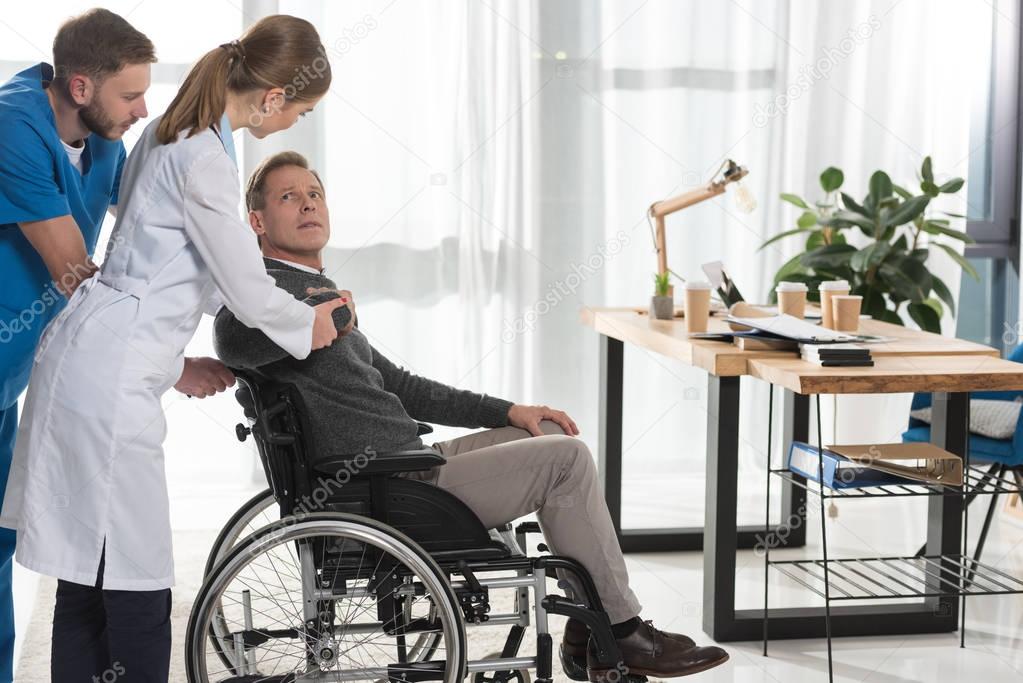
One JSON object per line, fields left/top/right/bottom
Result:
{"left": 65, "top": 73, "right": 94, "bottom": 107}
{"left": 248, "top": 210, "right": 267, "bottom": 243}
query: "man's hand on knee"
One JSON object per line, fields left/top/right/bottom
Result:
{"left": 508, "top": 404, "right": 579, "bottom": 437}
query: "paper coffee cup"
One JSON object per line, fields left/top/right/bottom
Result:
{"left": 819, "top": 280, "right": 850, "bottom": 329}
{"left": 832, "top": 294, "right": 862, "bottom": 332}
{"left": 684, "top": 281, "right": 712, "bottom": 334}
{"left": 776, "top": 282, "right": 808, "bottom": 319}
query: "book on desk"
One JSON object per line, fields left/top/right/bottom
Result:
{"left": 787, "top": 442, "right": 917, "bottom": 489}
{"left": 726, "top": 315, "right": 875, "bottom": 366}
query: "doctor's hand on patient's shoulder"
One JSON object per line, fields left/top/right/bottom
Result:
{"left": 174, "top": 357, "right": 236, "bottom": 399}
{"left": 308, "top": 287, "right": 356, "bottom": 338}
{"left": 507, "top": 404, "right": 580, "bottom": 437}
{"left": 312, "top": 297, "right": 352, "bottom": 350}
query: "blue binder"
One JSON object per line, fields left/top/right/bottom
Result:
{"left": 787, "top": 442, "right": 917, "bottom": 489}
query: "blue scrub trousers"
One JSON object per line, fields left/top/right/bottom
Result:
{"left": 0, "top": 403, "right": 17, "bottom": 683}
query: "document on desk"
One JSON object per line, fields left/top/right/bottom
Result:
{"left": 726, "top": 314, "right": 857, "bottom": 343}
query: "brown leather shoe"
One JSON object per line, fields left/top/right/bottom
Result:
{"left": 561, "top": 619, "right": 698, "bottom": 680}
{"left": 586, "top": 620, "right": 728, "bottom": 681}
{"left": 563, "top": 619, "right": 697, "bottom": 656}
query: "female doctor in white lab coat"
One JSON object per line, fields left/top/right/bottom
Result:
{"left": 0, "top": 15, "right": 347, "bottom": 681}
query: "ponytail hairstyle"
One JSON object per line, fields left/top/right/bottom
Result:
{"left": 156, "top": 15, "right": 331, "bottom": 144}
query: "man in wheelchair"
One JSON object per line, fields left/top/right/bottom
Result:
{"left": 211, "top": 151, "right": 728, "bottom": 680}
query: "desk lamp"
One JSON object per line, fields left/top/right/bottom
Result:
{"left": 648, "top": 159, "right": 755, "bottom": 283}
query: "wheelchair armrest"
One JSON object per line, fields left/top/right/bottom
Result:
{"left": 313, "top": 448, "right": 446, "bottom": 477}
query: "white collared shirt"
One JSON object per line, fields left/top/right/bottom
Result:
{"left": 267, "top": 256, "right": 323, "bottom": 275}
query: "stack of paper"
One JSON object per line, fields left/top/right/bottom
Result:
{"left": 800, "top": 343, "right": 873, "bottom": 367}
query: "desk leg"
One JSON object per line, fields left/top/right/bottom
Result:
{"left": 596, "top": 335, "right": 805, "bottom": 553}
{"left": 598, "top": 334, "right": 624, "bottom": 537}
{"left": 780, "top": 390, "right": 809, "bottom": 548}
{"left": 926, "top": 391, "right": 967, "bottom": 623}
{"left": 702, "top": 375, "right": 741, "bottom": 638}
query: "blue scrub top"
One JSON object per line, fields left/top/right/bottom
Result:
{"left": 0, "top": 63, "right": 126, "bottom": 408}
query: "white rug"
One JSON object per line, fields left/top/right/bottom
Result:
{"left": 16, "top": 528, "right": 569, "bottom": 682}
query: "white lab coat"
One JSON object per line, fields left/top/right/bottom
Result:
{"left": 0, "top": 117, "right": 315, "bottom": 590}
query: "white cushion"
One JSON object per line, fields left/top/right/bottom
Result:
{"left": 911, "top": 398, "right": 1023, "bottom": 440}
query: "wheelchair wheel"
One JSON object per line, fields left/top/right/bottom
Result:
{"left": 204, "top": 490, "right": 443, "bottom": 673}
{"left": 204, "top": 488, "right": 277, "bottom": 577}
{"left": 205, "top": 490, "right": 444, "bottom": 673}
{"left": 187, "top": 512, "right": 466, "bottom": 683}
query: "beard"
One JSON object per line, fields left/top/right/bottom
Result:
{"left": 78, "top": 99, "right": 123, "bottom": 140}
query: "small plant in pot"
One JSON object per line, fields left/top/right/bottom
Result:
{"left": 650, "top": 272, "right": 674, "bottom": 320}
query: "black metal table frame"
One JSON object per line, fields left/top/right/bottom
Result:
{"left": 597, "top": 335, "right": 963, "bottom": 641}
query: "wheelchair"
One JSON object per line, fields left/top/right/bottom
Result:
{"left": 186, "top": 370, "right": 642, "bottom": 683}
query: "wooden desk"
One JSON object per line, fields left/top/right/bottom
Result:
{"left": 582, "top": 307, "right": 1014, "bottom": 642}
{"left": 750, "top": 354, "right": 1022, "bottom": 395}
{"left": 582, "top": 307, "right": 997, "bottom": 376}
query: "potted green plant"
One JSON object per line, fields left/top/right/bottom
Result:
{"left": 651, "top": 271, "right": 674, "bottom": 320}
{"left": 761, "top": 157, "right": 976, "bottom": 333}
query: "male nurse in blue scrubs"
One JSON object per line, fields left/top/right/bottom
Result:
{"left": 0, "top": 9, "right": 154, "bottom": 678}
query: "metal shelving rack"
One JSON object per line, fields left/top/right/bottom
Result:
{"left": 761, "top": 390, "right": 1023, "bottom": 682}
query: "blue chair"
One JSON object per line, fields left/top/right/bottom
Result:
{"left": 902, "top": 344, "right": 1023, "bottom": 570}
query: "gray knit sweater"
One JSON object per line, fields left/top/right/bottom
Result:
{"left": 213, "top": 258, "right": 513, "bottom": 462}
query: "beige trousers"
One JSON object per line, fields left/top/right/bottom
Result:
{"left": 420, "top": 421, "right": 642, "bottom": 623}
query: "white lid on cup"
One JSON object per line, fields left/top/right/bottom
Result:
{"left": 684, "top": 280, "right": 713, "bottom": 290}
{"left": 819, "top": 280, "right": 850, "bottom": 291}
{"left": 776, "top": 281, "right": 808, "bottom": 292}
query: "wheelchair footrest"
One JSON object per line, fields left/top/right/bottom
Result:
{"left": 541, "top": 595, "right": 621, "bottom": 669}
